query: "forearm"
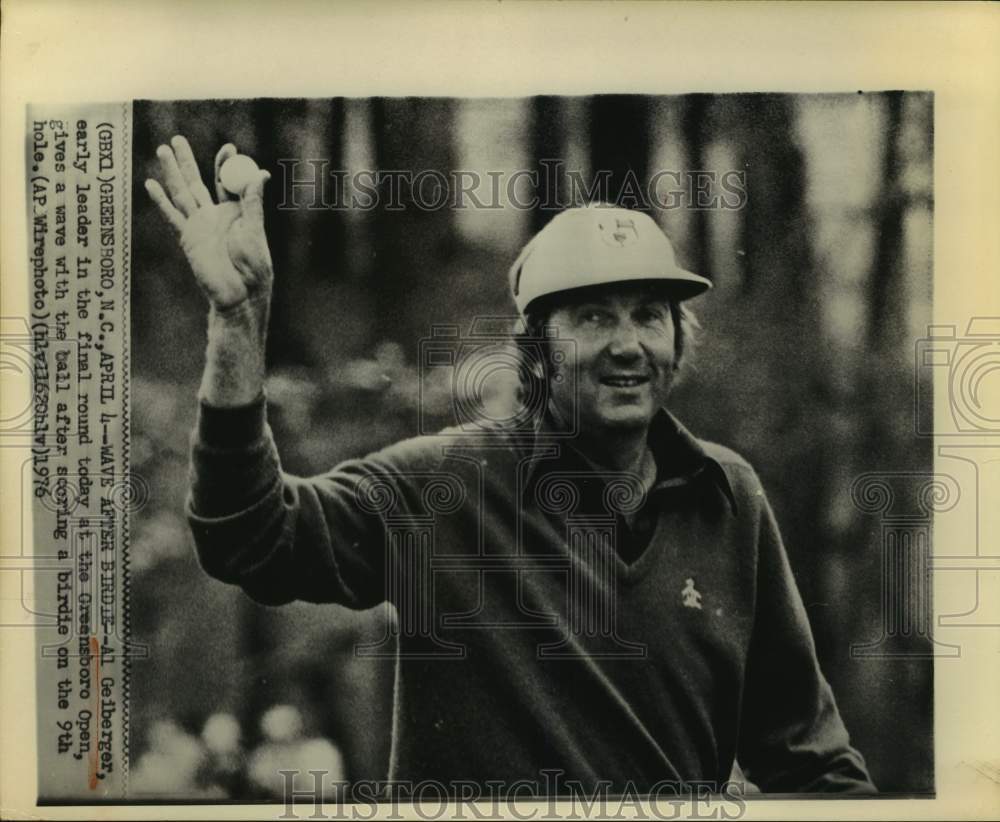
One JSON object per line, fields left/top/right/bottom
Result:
{"left": 186, "top": 396, "right": 393, "bottom": 609}
{"left": 199, "top": 295, "right": 270, "bottom": 406}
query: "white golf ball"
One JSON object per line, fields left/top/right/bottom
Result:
{"left": 219, "top": 154, "right": 260, "bottom": 195}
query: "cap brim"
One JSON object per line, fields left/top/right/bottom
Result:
{"left": 669, "top": 270, "right": 714, "bottom": 300}
{"left": 522, "top": 272, "right": 713, "bottom": 316}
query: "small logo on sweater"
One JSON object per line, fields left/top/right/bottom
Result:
{"left": 681, "top": 578, "right": 702, "bottom": 609}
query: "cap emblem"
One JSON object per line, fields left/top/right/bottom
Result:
{"left": 598, "top": 217, "right": 639, "bottom": 248}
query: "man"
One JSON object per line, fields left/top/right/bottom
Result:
{"left": 146, "top": 136, "right": 875, "bottom": 795}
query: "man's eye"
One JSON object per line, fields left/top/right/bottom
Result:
{"left": 581, "top": 310, "right": 606, "bottom": 323}
{"left": 635, "top": 308, "right": 664, "bottom": 323}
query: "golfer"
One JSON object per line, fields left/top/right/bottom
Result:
{"left": 146, "top": 135, "right": 875, "bottom": 795}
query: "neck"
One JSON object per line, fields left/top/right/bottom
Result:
{"left": 575, "top": 426, "right": 650, "bottom": 474}
{"left": 546, "top": 403, "right": 654, "bottom": 478}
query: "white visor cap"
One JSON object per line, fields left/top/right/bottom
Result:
{"left": 508, "top": 205, "right": 712, "bottom": 316}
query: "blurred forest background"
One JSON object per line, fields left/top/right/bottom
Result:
{"left": 128, "top": 93, "right": 933, "bottom": 798}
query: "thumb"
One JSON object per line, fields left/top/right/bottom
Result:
{"left": 239, "top": 169, "right": 271, "bottom": 224}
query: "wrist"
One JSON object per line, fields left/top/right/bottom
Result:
{"left": 210, "top": 291, "right": 271, "bottom": 321}
{"left": 209, "top": 293, "right": 270, "bottom": 340}
{"left": 201, "top": 294, "right": 270, "bottom": 408}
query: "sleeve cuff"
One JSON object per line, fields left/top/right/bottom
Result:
{"left": 197, "top": 393, "right": 268, "bottom": 448}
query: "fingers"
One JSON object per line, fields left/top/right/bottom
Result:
{"left": 170, "top": 135, "right": 214, "bottom": 208}
{"left": 144, "top": 179, "right": 186, "bottom": 233}
{"left": 239, "top": 169, "right": 271, "bottom": 225}
{"left": 155, "top": 143, "right": 199, "bottom": 217}
{"left": 213, "top": 143, "right": 238, "bottom": 203}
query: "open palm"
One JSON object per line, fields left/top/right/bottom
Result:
{"left": 145, "top": 136, "right": 273, "bottom": 310}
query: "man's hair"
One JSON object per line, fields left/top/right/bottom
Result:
{"left": 513, "top": 289, "right": 701, "bottom": 412}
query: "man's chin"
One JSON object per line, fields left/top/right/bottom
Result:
{"left": 592, "top": 408, "right": 654, "bottom": 431}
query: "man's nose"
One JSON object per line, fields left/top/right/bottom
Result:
{"left": 607, "top": 319, "right": 643, "bottom": 358}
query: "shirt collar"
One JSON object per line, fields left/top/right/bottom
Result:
{"left": 517, "top": 407, "right": 738, "bottom": 514}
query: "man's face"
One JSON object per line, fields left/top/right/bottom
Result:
{"left": 545, "top": 283, "right": 677, "bottom": 434}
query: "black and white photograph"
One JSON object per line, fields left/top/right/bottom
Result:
{"left": 3, "top": 3, "right": 998, "bottom": 820}
{"left": 126, "top": 91, "right": 932, "bottom": 802}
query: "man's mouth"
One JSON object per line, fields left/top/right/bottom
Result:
{"left": 600, "top": 375, "right": 650, "bottom": 388}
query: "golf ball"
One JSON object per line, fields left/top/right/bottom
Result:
{"left": 219, "top": 154, "right": 260, "bottom": 195}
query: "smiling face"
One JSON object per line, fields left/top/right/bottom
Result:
{"left": 543, "top": 282, "right": 679, "bottom": 434}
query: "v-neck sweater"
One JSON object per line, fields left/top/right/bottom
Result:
{"left": 187, "top": 397, "right": 875, "bottom": 794}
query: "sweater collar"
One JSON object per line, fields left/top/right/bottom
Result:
{"left": 517, "top": 407, "right": 738, "bottom": 514}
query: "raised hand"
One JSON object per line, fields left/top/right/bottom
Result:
{"left": 145, "top": 136, "right": 273, "bottom": 310}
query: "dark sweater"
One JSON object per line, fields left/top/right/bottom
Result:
{"left": 188, "top": 398, "right": 875, "bottom": 794}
